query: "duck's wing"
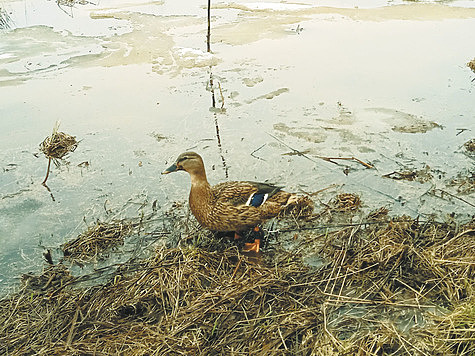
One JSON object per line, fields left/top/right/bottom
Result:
{"left": 211, "top": 181, "right": 283, "bottom": 207}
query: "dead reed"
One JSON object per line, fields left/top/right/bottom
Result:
{"left": 468, "top": 59, "right": 475, "bottom": 73}
{"left": 464, "top": 138, "right": 475, "bottom": 153}
{"left": 39, "top": 123, "right": 78, "bottom": 184}
{"left": 0, "top": 211, "right": 473, "bottom": 355}
{"left": 62, "top": 220, "right": 136, "bottom": 262}
{"left": 328, "top": 193, "right": 361, "bottom": 212}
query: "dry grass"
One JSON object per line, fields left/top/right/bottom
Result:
{"left": 39, "top": 124, "right": 78, "bottom": 185}
{"left": 1, "top": 209, "right": 473, "bottom": 355}
{"left": 449, "top": 172, "right": 475, "bottom": 195}
{"left": 39, "top": 131, "right": 78, "bottom": 161}
{"left": 62, "top": 220, "right": 136, "bottom": 263}
{"left": 468, "top": 59, "right": 475, "bottom": 73}
{"left": 278, "top": 195, "right": 315, "bottom": 219}
{"left": 464, "top": 138, "right": 475, "bottom": 153}
{"left": 328, "top": 193, "right": 361, "bottom": 212}
{"left": 0, "top": 248, "right": 324, "bottom": 355}
{"left": 382, "top": 166, "right": 433, "bottom": 184}
{"left": 39, "top": 120, "right": 77, "bottom": 163}
{"left": 421, "top": 295, "right": 475, "bottom": 355}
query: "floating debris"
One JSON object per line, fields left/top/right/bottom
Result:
{"left": 39, "top": 128, "right": 78, "bottom": 161}
{"left": 62, "top": 220, "right": 136, "bottom": 262}
{"left": 392, "top": 120, "right": 441, "bottom": 134}
{"left": 449, "top": 172, "right": 475, "bottom": 195}
{"left": 328, "top": 193, "right": 361, "bottom": 212}
{"left": 383, "top": 165, "right": 433, "bottom": 183}
{"left": 468, "top": 58, "right": 475, "bottom": 73}
{"left": 39, "top": 122, "right": 78, "bottom": 185}
{"left": 55, "top": 0, "right": 95, "bottom": 17}
{"left": 464, "top": 138, "right": 475, "bottom": 152}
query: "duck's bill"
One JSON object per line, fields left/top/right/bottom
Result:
{"left": 161, "top": 163, "right": 178, "bottom": 174}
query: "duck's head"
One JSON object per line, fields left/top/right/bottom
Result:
{"left": 162, "top": 152, "right": 205, "bottom": 176}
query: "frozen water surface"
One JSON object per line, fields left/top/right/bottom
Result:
{"left": 0, "top": 0, "right": 474, "bottom": 295}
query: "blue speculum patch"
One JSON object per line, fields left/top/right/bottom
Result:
{"left": 249, "top": 193, "right": 267, "bottom": 207}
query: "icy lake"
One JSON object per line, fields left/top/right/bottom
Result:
{"left": 1, "top": 0, "right": 474, "bottom": 296}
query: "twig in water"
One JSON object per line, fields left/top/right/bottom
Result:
{"left": 207, "top": 0, "right": 211, "bottom": 52}
{"left": 267, "top": 132, "right": 373, "bottom": 168}
{"left": 42, "top": 182, "right": 56, "bottom": 202}
{"left": 317, "top": 156, "right": 374, "bottom": 169}
{"left": 209, "top": 71, "right": 216, "bottom": 108}
{"left": 250, "top": 144, "right": 266, "bottom": 161}
{"left": 430, "top": 188, "right": 475, "bottom": 208}
{"left": 218, "top": 81, "right": 225, "bottom": 109}
{"left": 307, "top": 183, "right": 340, "bottom": 196}
{"left": 42, "top": 157, "right": 52, "bottom": 185}
{"left": 267, "top": 132, "right": 319, "bottom": 164}
{"left": 214, "top": 116, "right": 228, "bottom": 178}
{"left": 456, "top": 128, "right": 469, "bottom": 136}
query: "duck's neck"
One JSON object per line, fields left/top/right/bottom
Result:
{"left": 189, "top": 170, "right": 212, "bottom": 224}
{"left": 189, "top": 169, "right": 209, "bottom": 188}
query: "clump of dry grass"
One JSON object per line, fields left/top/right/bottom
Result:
{"left": 329, "top": 193, "right": 361, "bottom": 212}
{"left": 62, "top": 220, "right": 136, "bottom": 262}
{"left": 319, "top": 216, "right": 474, "bottom": 304}
{"left": 382, "top": 166, "right": 433, "bottom": 183}
{"left": 449, "top": 172, "right": 475, "bottom": 195}
{"left": 0, "top": 211, "right": 473, "bottom": 355}
{"left": 40, "top": 131, "right": 77, "bottom": 159}
{"left": 39, "top": 123, "right": 78, "bottom": 184}
{"left": 464, "top": 138, "right": 475, "bottom": 153}
{"left": 301, "top": 192, "right": 363, "bottom": 226}
{"left": 468, "top": 59, "right": 475, "bottom": 73}
{"left": 278, "top": 195, "right": 315, "bottom": 219}
{"left": 366, "top": 206, "right": 390, "bottom": 221}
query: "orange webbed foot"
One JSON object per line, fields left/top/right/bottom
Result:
{"left": 243, "top": 239, "right": 261, "bottom": 253}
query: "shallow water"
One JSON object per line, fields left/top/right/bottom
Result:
{"left": 1, "top": 0, "right": 474, "bottom": 296}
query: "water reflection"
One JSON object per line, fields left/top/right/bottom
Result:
{"left": 208, "top": 69, "right": 229, "bottom": 178}
{"left": 0, "top": 0, "right": 474, "bottom": 297}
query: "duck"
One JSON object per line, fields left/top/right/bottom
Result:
{"left": 162, "top": 152, "right": 314, "bottom": 252}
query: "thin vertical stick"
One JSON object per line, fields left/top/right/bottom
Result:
{"left": 42, "top": 157, "right": 52, "bottom": 185}
{"left": 218, "top": 81, "right": 225, "bottom": 109}
{"left": 207, "top": 0, "right": 211, "bottom": 52}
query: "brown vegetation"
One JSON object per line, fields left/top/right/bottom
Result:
{"left": 1, "top": 207, "right": 473, "bottom": 355}
{"left": 468, "top": 58, "right": 475, "bottom": 73}
{"left": 39, "top": 127, "right": 78, "bottom": 185}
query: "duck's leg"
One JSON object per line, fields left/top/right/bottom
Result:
{"left": 234, "top": 232, "right": 242, "bottom": 240}
{"left": 243, "top": 226, "right": 261, "bottom": 252}
{"left": 243, "top": 239, "right": 261, "bottom": 253}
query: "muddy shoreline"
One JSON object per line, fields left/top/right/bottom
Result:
{"left": 1, "top": 196, "right": 474, "bottom": 355}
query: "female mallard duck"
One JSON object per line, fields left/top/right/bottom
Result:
{"left": 162, "top": 152, "right": 313, "bottom": 252}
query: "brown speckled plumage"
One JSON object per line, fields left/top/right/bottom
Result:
{"left": 162, "top": 152, "right": 313, "bottom": 233}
